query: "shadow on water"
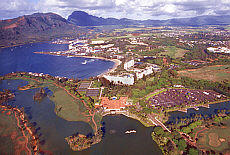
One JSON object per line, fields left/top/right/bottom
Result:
{"left": 167, "top": 101, "right": 230, "bottom": 124}
{"left": 31, "top": 122, "right": 37, "bottom": 127}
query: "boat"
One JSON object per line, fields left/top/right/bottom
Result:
{"left": 194, "top": 107, "right": 199, "bottom": 110}
{"left": 82, "top": 60, "right": 87, "bottom": 64}
{"left": 67, "top": 56, "right": 74, "bottom": 58}
{"left": 88, "top": 59, "right": 95, "bottom": 63}
{"left": 125, "top": 130, "right": 136, "bottom": 134}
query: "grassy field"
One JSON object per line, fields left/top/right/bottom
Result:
{"left": 50, "top": 88, "right": 89, "bottom": 122}
{"left": 159, "top": 46, "right": 187, "bottom": 58}
{"left": 178, "top": 65, "right": 230, "bottom": 82}
{"left": 114, "top": 28, "right": 145, "bottom": 32}
{"left": 196, "top": 119, "right": 230, "bottom": 154}
{"left": 114, "top": 27, "right": 159, "bottom": 32}
{"left": 145, "top": 89, "right": 166, "bottom": 100}
{"left": 91, "top": 34, "right": 134, "bottom": 41}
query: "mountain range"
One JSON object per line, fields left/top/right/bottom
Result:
{"left": 1, "top": 11, "right": 230, "bottom": 48}
{"left": 68, "top": 11, "right": 230, "bottom": 27}
{"left": 0, "top": 13, "right": 83, "bottom": 48}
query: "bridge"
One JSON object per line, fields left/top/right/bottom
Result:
{"left": 147, "top": 114, "right": 171, "bottom": 133}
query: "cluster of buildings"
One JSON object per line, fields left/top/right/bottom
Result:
{"left": 207, "top": 47, "right": 230, "bottom": 54}
{"left": 129, "top": 37, "right": 149, "bottom": 46}
{"left": 68, "top": 39, "right": 117, "bottom": 56}
{"left": 102, "top": 59, "right": 160, "bottom": 85}
{"left": 162, "top": 27, "right": 230, "bottom": 48}
{"left": 179, "top": 39, "right": 230, "bottom": 48}
{"left": 68, "top": 39, "right": 97, "bottom": 55}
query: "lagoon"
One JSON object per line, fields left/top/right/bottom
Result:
{"left": 0, "top": 79, "right": 162, "bottom": 154}
{"left": 0, "top": 43, "right": 162, "bottom": 154}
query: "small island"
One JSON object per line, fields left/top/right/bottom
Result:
{"left": 65, "top": 130, "right": 103, "bottom": 151}
{"left": 33, "top": 88, "right": 47, "bottom": 101}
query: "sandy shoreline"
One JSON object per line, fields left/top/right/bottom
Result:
{"left": 68, "top": 55, "right": 121, "bottom": 76}
{"left": 76, "top": 56, "right": 121, "bottom": 77}
{"left": 34, "top": 52, "right": 122, "bottom": 77}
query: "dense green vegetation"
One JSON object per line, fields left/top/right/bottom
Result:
{"left": 153, "top": 111, "right": 230, "bottom": 155}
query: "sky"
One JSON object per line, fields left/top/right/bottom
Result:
{"left": 0, "top": 0, "right": 230, "bottom": 20}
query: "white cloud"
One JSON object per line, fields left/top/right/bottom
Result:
{"left": 161, "top": 4, "right": 177, "bottom": 14}
{"left": 1, "top": 0, "right": 230, "bottom": 20}
{"left": 0, "top": 0, "right": 36, "bottom": 19}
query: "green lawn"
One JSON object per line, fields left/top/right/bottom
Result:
{"left": 145, "top": 89, "right": 167, "bottom": 100}
{"left": 50, "top": 88, "right": 88, "bottom": 122}
{"left": 159, "top": 46, "right": 187, "bottom": 58}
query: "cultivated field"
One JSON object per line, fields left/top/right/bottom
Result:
{"left": 178, "top": 65, "right": 230, "bottom": 82}
{"left": 196, "top": 119, "right": 230, "bottom": 154}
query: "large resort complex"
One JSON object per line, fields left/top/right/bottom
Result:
{"left": 1, "top": 21, "right": 230, "bottom": 155}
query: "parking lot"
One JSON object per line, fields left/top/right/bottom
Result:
{"left": 148, "top": 89, "right": 227, "bottom": 108}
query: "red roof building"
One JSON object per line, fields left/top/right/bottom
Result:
{"left": 98, "top": 97, "right": 131, "bottom": 112}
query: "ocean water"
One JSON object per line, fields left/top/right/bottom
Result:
{"left": 0, "top": 42, "right": 114, "bottom": 79}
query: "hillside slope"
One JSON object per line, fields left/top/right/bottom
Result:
{"left": 0, "top": 13, "right": 82, "bottom": 48}
{"left": 68, "top": 11, "right": 230, "bottom": 26}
